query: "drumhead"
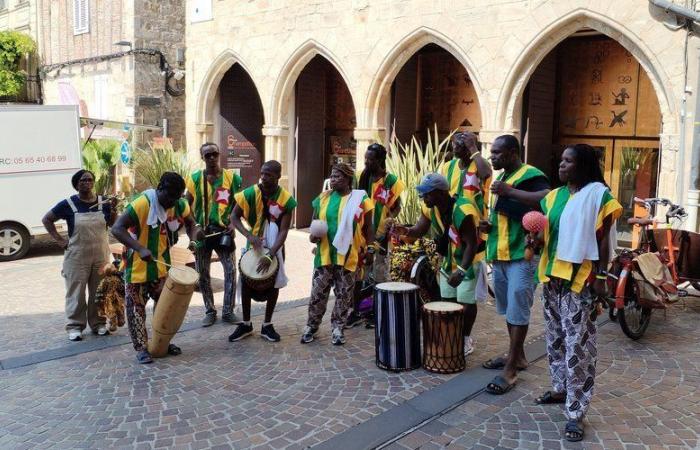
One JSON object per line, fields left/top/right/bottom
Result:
{"left": 424, "top": 301, "right": 463, "bottom": 312}
{"left": 376, "top": 281, "right": 418, "bottom": 292}
{"left": 168, "top": 266, "right": 199, "bottom": 285}
{"left": 240, "top": 249, "right": 278, "bottom": 280}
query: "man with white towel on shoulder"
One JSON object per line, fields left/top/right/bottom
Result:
{"left": 301, "top": 163, "right": 374, "bottom": 346}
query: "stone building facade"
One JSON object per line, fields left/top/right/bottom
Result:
{"left": 39, "top": 0, "right": 186, "bottom": 147}
{"left": 186, "top": 0, "right": 699, "bottom": 229}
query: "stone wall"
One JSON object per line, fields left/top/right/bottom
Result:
{"left": 186, "top": 0, "right": 696, "bottom": 214}
{"left": 134, "top": 0, "right": 186, "bottom": 148}
{"left": 39, "top": 0, "right": 186, "bottom": 148}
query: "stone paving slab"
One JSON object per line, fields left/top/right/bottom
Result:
{"left": 380, "top": 300, "right": 700, "bottom": 449}
{"left": 0, "top": 231, "right": 315, "bottom": 361}
{"left": 0, "top": 281, "right": 538, "bottom": 449}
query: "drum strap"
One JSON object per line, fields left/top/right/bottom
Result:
{"left": 202, "top": 170, "right": 209, "bottom": 228}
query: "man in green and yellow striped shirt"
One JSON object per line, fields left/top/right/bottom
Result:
{"left": 112, "top": 172, "right": 204, "bottom": 364}
{"left": 301, "top": 163, "right": 374, "bottom": 346}
{"left": 185, "top": 142, "right": 243, "bottom": 327}
{"left": 480, "top": 135, "right": 549, "bottom": 395}
{"left": 393, "top": 173, "right": 481, "bottom": 355}
{"left": 228, "top": 160, "right": 297, "bottom": 343}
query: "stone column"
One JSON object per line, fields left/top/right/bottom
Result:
{"left": 354, "top": 127, "right": 385, "bottom": 171}
{"left": 263, "top": 124, "right": 291, "bottom": 190}
{"left": 194, "top": 122, "right": 214, "bottom": 158}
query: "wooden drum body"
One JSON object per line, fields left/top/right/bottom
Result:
{"left": 422, "top": 302, "right": 465, "bottom": 374}
{"left": 148, "top": 267, "right": 198, "bottom": 357}
{"left": 374, "top": 282, "right": 422, "bottom": 372}
{"left": 239, "top": 248, "right": 279, "bottom": 291}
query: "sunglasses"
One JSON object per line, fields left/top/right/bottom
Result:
{"left": 203, "top": 152, "right": 219, "bottom": 159}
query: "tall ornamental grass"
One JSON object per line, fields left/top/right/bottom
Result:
{"left": 385, "top": 126, "right": 454, "bottom": 224}
{"left": 131, "top": 144, "right": 193, "bottom": 190}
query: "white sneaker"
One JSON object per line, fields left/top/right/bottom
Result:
{"left": 68, "top": 330, "right": 82, "bottom": 341}
{"left": 464, "top": 336, "right": 475, "bottom": 356}
{"left": 96, "top": 325, "right": 109, "bottom": 336}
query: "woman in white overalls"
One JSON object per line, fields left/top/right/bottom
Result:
{"left": 43, "top": 170, "right": 115, "bottom": 341}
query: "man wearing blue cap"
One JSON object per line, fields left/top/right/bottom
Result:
{"left": 393, "top": 173, "right": 482, "bottom": 352}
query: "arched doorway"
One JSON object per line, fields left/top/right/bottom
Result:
{"left": 294, "top": 55, "right": 357, "bottom": 227}
{"left": 519, "top": 30, "right": 662, "bottom": 245}
{"left": 218, "top": 64, "right": 265, "bottom": 187}
{"left": 390, "top": 44, "right": 482, "bottom": 145}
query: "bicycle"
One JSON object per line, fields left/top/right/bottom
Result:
{"left": 606, "top": 197, "right": 700, "bottom": 340}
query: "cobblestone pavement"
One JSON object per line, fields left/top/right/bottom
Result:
{"left": 0, "top": 231, "right": 314, "bottom": 360}
{"left": 383, "top": 300, "right": 700, "bottom": 450}
{"left": 2, "top": 233, "right": 699, "bottom": 449}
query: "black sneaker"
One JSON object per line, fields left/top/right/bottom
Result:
{"left": 344, "top": 312, "right": 363, "bottom": 329}
{"left": 228, "top": 323, "right": 253, "bottom": 342}
{"left": 261, "top": 324, "right": 281, "bottom": 342}
{"left": 300, "top": 326, "right": 318, "bottom": 344}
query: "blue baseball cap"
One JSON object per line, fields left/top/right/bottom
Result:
{"left": 416, "top": 173, "right": 449, "bottom": 196}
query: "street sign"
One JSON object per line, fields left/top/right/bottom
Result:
{"left": 120, "top": 141, "right": 131, "bottom": 164}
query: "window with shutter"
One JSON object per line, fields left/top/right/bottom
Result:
{"left": 73, "top": 0, "right": 89, "bottom": 35}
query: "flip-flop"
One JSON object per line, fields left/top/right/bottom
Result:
{"left": 482, "top": 357, "right": 527, "bottom": 371}
{"left": 534, "top": 391, "right": 566, "bottom": 405}
{"left": 485, "top": 375, "right": 516, "bottom": 395}
{"left": 482, "top": 357, "right": 507, "bottom": 370}
{"left": 167, "top": 344, "right": 182, "bottom": 356}
{"left": 565, "top": 419, "right": 584, "bottom": 442}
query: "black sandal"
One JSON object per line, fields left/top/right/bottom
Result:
{"left": 485, "top": 375, "right": 516, "bottom": 395}
{"left": 565, "top": 419, "right": 584, "bottom": 442}
{"left": 482, "top": 356, "right": 527, "bottom": 371}
{"left": 167, "top": 344, "right": 182, "bottom": 356}
{"left": 482, "top": 357, "right": 506, "bottom": 370}
{"left": 535, "top": 391, "right": 566, "bottom": 405}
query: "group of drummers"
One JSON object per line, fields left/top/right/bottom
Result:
{"left": 46, "top": 129, "right": 621, "bottom": 442}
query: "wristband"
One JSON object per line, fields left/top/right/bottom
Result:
{"left": 262, "top": 254, "right": 273, "bottom": 263}
{"left": 595, "top": 274, "right": 607, "bottom": 280}
{"left": 469, "top": 152, "right": 479, "bottom": 161}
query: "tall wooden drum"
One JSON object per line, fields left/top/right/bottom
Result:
{"left": 374, "top": 282, "right": 422, "bottom": 372}
{"left": 422, "top": 302, "right": 465, "bottom": 374}
{"left": 148, "top": 266, "right": 199, "bottom": 357}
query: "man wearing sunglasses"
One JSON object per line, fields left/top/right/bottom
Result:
{"left": 185, "top": 142, "right": 242, "bottom": 327}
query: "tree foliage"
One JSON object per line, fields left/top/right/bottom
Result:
{"left": 0, "top": 31, "right": 37, "bottom": 97}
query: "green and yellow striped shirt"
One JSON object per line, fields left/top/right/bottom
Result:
{"left": 312, "top": 190, "right": 374, "bottom": 272}
{"left": 124, "top": 195, "right": 191, "bottom": 283}
{"left": 439, "top": 158, "right": 491, "bottom": 215}
{"left": 185, "top": 169, "right": 242, "bottom": 228}
{"left": 485, "top": 164, "right": 547, "bottom": 262}
{"left": 233, "top": 184, "right": 297, "bottom": 238}
{"left": 356, "top": 172, "right": 405, "bottom": 239}
{"left": 421, "top": 197, "right": 483, "bottom": 279}
{"left": 537, "top": 187, "right": 622, "bottom": 293}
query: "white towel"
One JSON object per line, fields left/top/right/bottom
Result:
{"left": 332, "top": 190, "right": 366, "bottom": 256}
{"left": 557, "top": 182, "right": 617, "bottom": 264}
{"left": 264, "top": 221, "right": 289, "bottom": 289}
{"left": 144, "top": 189, "right": 167, "bottom": 229}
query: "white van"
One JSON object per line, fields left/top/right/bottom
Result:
{"left": 0, "top": 105, "right": 82, "bottom": 261}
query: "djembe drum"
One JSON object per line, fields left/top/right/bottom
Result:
{"left": 239, "top": 248, "right": 279, "bottom": 293}
{"left": 422, "top": 302, "right": 465, "bottom": 374}
{"left": 374, "top": 282, "right": 422, "bottom": 371}
{"left": 148, "top": 266, "right": 199, "bottom": 357}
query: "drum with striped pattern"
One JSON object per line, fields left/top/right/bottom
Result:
{"left": 374, "top": 282, "right": 422, "bottom": 371}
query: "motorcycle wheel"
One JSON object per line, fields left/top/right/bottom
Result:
{"left": 618, "top": 281, "right": 652, "bottom": 340}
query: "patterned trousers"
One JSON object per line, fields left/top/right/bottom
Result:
{"left": 195, "top": 246, "right": 236, "bottom": 316}
{"left": 125, "top": 278, "right": 165, "bottom": 351}
{"left": 307, "top": 265, "right": 356, "bottom": 330}
{"left": 542, "top": 280, "right": 598, "bottom": 421}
